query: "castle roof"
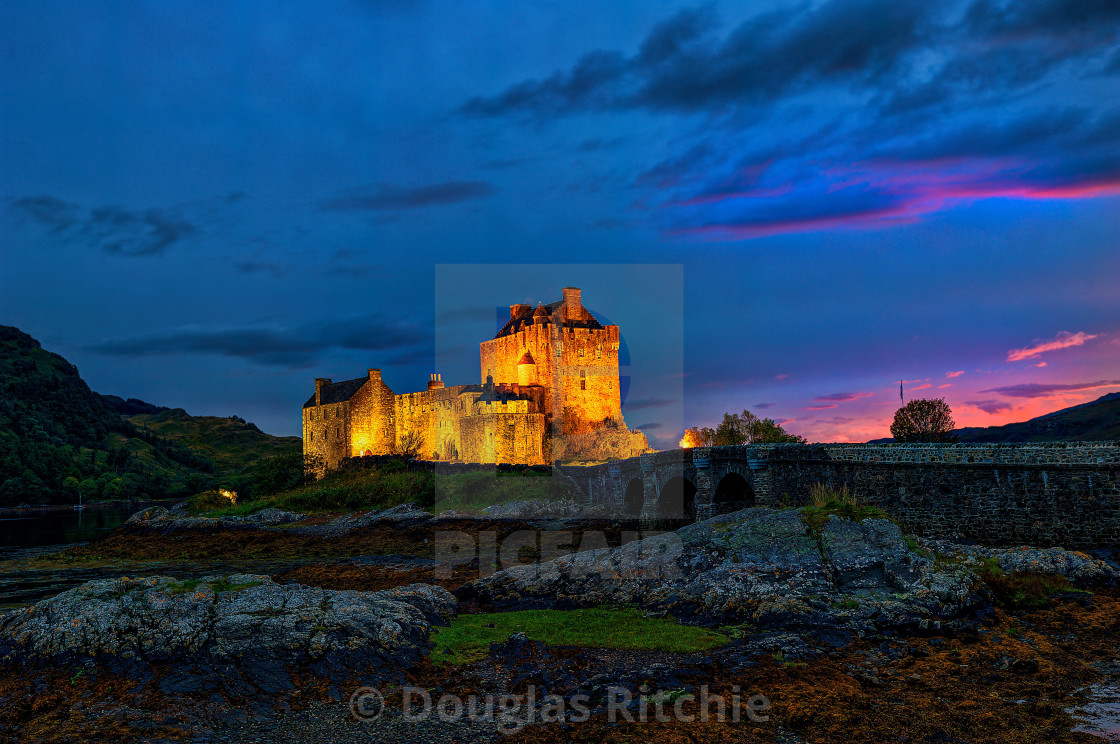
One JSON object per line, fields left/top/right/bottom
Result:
{"left": 493, "top": 298, "right": 605, "bottom": 339}
{"left": 517, "top": 350, "right": 536, "bottom": 365}
{"left": 302, "top": 376, "right": 367, "bottom": 408}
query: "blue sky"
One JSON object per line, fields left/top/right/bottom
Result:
{"left": 2, "top": 0, "right": 1118, "bottom": 446}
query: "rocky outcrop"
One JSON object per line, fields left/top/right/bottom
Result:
{"left": 480, "top": 499, "right": 612, "bottom": 520}
{"left": 920, "top": 539, "right": 1120, "bottom": 586}
{"left": 0, "top": 574, "right": 456, "bottom": 694}
{"left": 459, "top": 508, "right": 979, "bottom": 632}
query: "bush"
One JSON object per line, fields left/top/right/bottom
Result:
{"left": 801, "top": 483, "right": 889, "bottom": 533}
{"left": 976, "top": 560, "right": 1082, "bottom": 610}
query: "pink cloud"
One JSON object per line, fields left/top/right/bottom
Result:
{"left": 807, "top": 404, "right": 838, "bottom": 410}
{"left": 937, "top": 383, "right": 951, "bottom": 389}
{"left": 1007, "top": 331, "right": 1098, "bottom": 362}
{"left": 1033, "top": 362, "right": 1048, "bottom": 368}
{"left": 966, "top": 399, "right": 1014, "bottom": 415}
{"left": 911, "top": 383, "right": 932, "bottom": 391}
{"left": 980, "top": 379, "right": 1120, "bottom": 399}
{"left": 946, "top": 370, "right": 964, "bottom": 378}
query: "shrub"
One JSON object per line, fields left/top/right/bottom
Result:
{"left": 801, "top": 483, "right": 890, "bottom": 533}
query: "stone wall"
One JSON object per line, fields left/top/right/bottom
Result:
{"left": 478, "top": 311, "right": 622, "bottom": 427}
{"left": 563, "top": 442, "right": 1120, "bottom": 548}
{"left": 302, "top": 399, "right": 351, "bottom": 471}
{"left": 349, "top": 371, "right": 395, "bottom": 458}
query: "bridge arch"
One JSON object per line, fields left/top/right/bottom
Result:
{"left": 713, "top": 471, "right": 754, "bottom": 514}
{"left": 657, "top": 476, "right": 697, "bottom": 520}
{"left": 623, "top": 477, "right": 644, "bottom": 517}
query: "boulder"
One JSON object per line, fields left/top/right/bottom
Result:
{"left": 459, "top": 508, "right": 977, "bottom": 632}
{"left": 0, "top": 575, "right": 456, "bottom": 694}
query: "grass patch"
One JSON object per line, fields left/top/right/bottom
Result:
{"left": 977, "top": 562, "right": 1085, "bottom": 611}
{"left": 433, "top": 469, "right": 572, "bottom": 512}
{"left": 168, "top": 579, "right": 203, "bottom": 595}
{"left": 800, "top": 483, "right": 889, "bottom": 534}
{"left": 429, "top": 607, "right": 728, "bottom": 666}
{"left": 191, "top": 457, "right": 434, "bottom": 516}
{"left": 166, "top": 577, "right": 263, "bottom": 595}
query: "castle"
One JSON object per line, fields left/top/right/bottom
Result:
{"left": 302, "top": 287, "right": 640, "bottom": 469}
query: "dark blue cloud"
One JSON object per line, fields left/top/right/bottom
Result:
{"left": 320, "top": 181, "right": 495, "bottom": 211}
{"left": 90, "top": 314, "right": 425, "bottom": 368}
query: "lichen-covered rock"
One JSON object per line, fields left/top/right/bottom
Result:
{"left": 291, "top": 503, "right": 433, "bottom": 537}
{"left": 460, "top": 508, "right": 978, "bottom": 632}
{"left": 479, "top": 499, "right": 612, "bottom": 520}
{"left": 0, "top": 575, "right": 456, "bottom": 694}
{"left": 126, "top": 505, "right": 169, "bottom": 524}
{"left": 919, "top": 539, "right": 1120, "bottom": 587}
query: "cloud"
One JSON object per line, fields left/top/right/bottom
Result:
{"left": 966, "top": 399, "right": 1014, "bottom": 414}
{"left": 90, "top": 314, "right": 425, "bottom": 368}
{"left": 814, "top": 391, "right": 875, "bottom": 402}
{"left": 462, "top": 3, "right": 935, "bottom": 117}
{"left": 320, "top": 181, "right": 495, "bottom": 211}
{"left": 807, "top": 404, "right": 839, "bottom": 410}
{"left": 234, "top": 259, "right": 290, "bottom": 278}
{"left": 9, "top": 195, "right": 200, "bottom": 256}
{"left": 946, "top": 370, "right": 965, "bottom": 378}
{"left": 633, "top": 422, "right": 663, "bottom": 431}
{"left": 911, "top": 383, "right": 932, "bottom": 391}
{"left": 1007, "top": 331, "right": 1099, "bottom": 361}
{"left": 754, "top": 402, "right": 773, "bottom": 409}
{"left": 979, "top": 379, "right": 1120, "bottom": 399}
{"left": 461, "top": 1, "right": 1120, "bottom": 240}
{"left": 624, "top": 397, "right": 676, "bottom": 411}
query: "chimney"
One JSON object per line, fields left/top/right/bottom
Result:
{"left": 315, "top": 378, "right": 331, "bottom": 406}
{"left": 367, "top": 368, "right": 381, "bottom": 383}
{"left": 562, "top": 287, "right": 582, "bottom": 320}
{"left": 428, "top": 372, "right": 444, "bottom": 391}
{"left": 510, "top": 303, "right": 530, "bottom": 319}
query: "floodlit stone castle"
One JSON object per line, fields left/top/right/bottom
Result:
{"left": 302, "top": 287, "right": 636, "bottom": 469}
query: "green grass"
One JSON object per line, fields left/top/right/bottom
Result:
{"left": 191, "top": 458, "right": 434, "bottom": 516}
{"left": 167, "top": 577, "right": 263, "bottom": 595}
{"left": 190, "top": 459, "right": 575, "bottom": 517}
{"left": 800, "top": 483, "right": 890, "bottom": 534}
{"left": 429, "top": 607, "right": 729, "bottom": 666}
{"left": 433, "top": 469, "right": 571, "bottom": 512}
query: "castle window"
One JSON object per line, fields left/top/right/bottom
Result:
{"left": 580, "top": 369, "right": 586, "bottom": 390}
{"left": 579, "top": 347, "right": 585, "bottom": 357}
{"left": 309, "top": 431, "right": 313, "bottom": 442}
{"left": 596, "top": 347, "right": 602, "bottom": 360}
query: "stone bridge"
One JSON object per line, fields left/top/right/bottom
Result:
{"left": 561, "top": 442, "right": 1120, "bottom": 548}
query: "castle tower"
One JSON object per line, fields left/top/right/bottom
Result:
{"left": 479, "top": 287, "right": 622, "bottom": 429}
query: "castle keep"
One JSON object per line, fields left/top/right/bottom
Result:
{"left": 303, "top": 287, "right": 630, "bottom": 469}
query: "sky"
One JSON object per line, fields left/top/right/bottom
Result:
{"left": 2, "top": 0, "right": 1118, "bottom": 447}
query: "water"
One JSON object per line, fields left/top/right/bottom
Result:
{"left": 1070, "top": 680, "right": 1120, "bottom": 742}
{"left": 0, "top": 502, "right": 319, "bottom": 608}
{"left": 0, "top": 502, "right": 153, "bottom": 560}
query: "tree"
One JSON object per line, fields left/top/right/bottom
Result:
{"left": 681, "top": 409, "right": 805, "bottom": 447}
{"left": 891, "top": 398, "right": 957, "bottom": 443}
{"left": 392, "top": 430, "right": 425, "bottom": 459}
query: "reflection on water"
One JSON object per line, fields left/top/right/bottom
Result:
{"left": 0, "top": 502, "right": 154, "bottom": 560}
{"left": 1070, "top": 681, "right": 1120, "bottom": 742}
{"left": 0, "top": 503, "right": 305, "bottom": 608}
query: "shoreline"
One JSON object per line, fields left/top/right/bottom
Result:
{"left": 0, "top": 498, "right": 168, "bottom": 517}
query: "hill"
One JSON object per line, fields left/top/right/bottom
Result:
{"left": 123, "top": 407, "right": 301, "bottom": 476}
{"left": 953, "top": 392, "right": 1120, "bottom": 443}
{"left": 0, "top": 325, "right": 300, "bottom": 506}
